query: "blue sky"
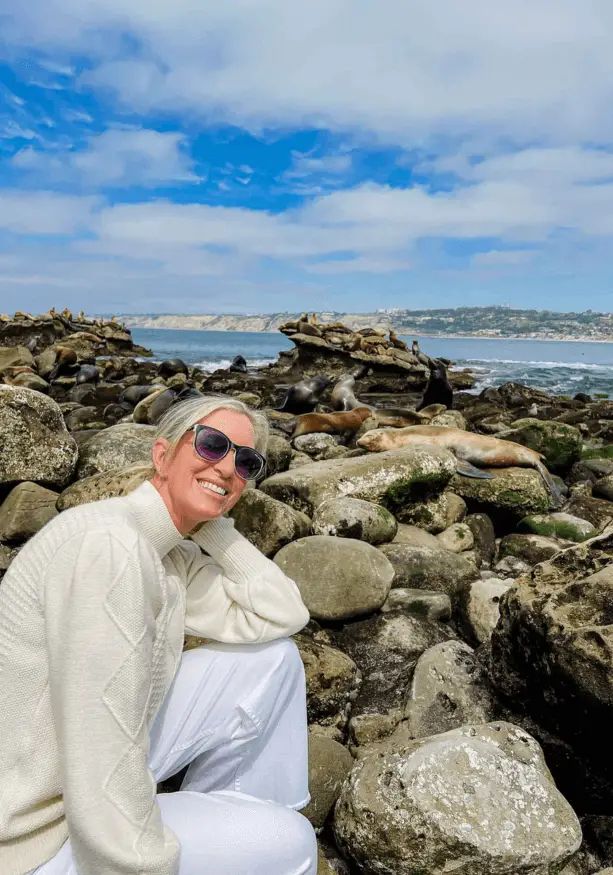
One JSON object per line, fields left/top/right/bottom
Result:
{"left": 1, "top": 1, "right": 613, "bottom": 315}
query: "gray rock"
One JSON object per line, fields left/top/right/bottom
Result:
{"left": 465, "top": 512, "right": 496, "bottom": 567}
{"left": 259, "top": 445, "right": 457, "bottom": 516}
{"left": 517, "top": 511, "right": 598, "bottom": 543}
{"left": 494, "top": 555, "right": 532, "bottom": 578}
{"left": 0, "top": 543, "right": 19, "bottom": 580}
{"left": 394, "top": 490, "right": 452, "bottom": 533}
{"left": 430, "top": 410, "right": 468, "bottom": 429}
{"left": 378, "top": 542, "right": 477, "bottom": 596}
{"left": 229, "top": 488, "right": 311, "bottom": 557}
{"left": 404, "top": 640, "right": 497, "bottom": 737}
{"left": 288, "top": 450, "right": 313, "bottom": 469}
{"left": 265, "top": 434, "right": 292, "bottom": 476}
{"left": 312, "top": 497, "right": 397, "bottom": 545}
{"left": 334, "top": 722, "right": 582, "bottom": 875}
{"left": 0, "top": 386, "right": 78, "bottom": 488}
{"left": 456, "top": 577, "right": 513, "bottom": 646}
{"left": 380, "top": 588, "right": 451, "bottom": 621}
{"left": 0, "top": 482, "right": 58, "bottom": 541}
{"left": 594, "top": 473, "right": 613, "bottom": 502}
{"left": 57, "top": 463, "right": 152, "bottom": 510}
{"left": 436, "top": 522, "right": 475, "bottom": 553}
{"left": 445, "top": 491, "right": 467, "bottom": 524}
{"left": 302, "top": 734, "right": 353, "bottom": 829}
{"left": 0, "top": 345, "right": 35, "bottom": 372}
{"left": 293, "top": 433, "right": 341, "bottom": 459}
{"left": 498, "top": 533, "right": 566, "bottom": 566}
{"left": 76, "top": 422, "right": 157, "bottom": 479}
{"left": 450, "top": 466, "right": 551, "bottom": 524}
{"left": 392, "top": 523, "right": 440, "bottom": 548}
{"left": 274, "top": 536, "right": 394, "bottom": 621}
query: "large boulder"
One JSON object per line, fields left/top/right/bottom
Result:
{"left": 274, "top": 536, "right": 394, "bottom": 620}
{"left": 259, "top": 446, "right": 457, "bottom": 516}
{"left": 378, "top": 542, "right": 477, "bottom": 596}
{"left": 498, "top": 418, "right": 582, "bottom": 472}
{"left": 229, "top": 489, "right": 311, "bottom": 557}
{"left": 302, "top": 734, "right": 353, "bottom": 829}
{"left": 489, "top": 531, "right": 613, "bottom": 806}
{"left": 76, "top": 422, "right": 157, "bottom": 479}
{"left": 0, "top": 386, "right": 78, "bottom": 488}
{"left": 311, "top": 497, "right": 397, "bottom": 545}
{"left": 455, "top": 577, "right": 513, "bottom": 646}
{"left": 56, "top": 463, "right": 152, "bottom": 510}
{"left": 0, "top": 482, "right": 58, "bottom": 541}
{"left": 450, "top": 466, "right": 551, "bottom": 528}
{"left": 334, "top": 722, "right": 582, "bottom": 875}
{"left": 517, "top": 511, "right": 598, "bottom": 542}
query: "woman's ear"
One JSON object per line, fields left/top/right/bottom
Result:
{"left": 151, "top": 438, "right": 169, "bottom": 475}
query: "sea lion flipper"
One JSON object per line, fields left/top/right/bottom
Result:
{"left": 455, "top": 459, "right": 495, "bottom": 480}
{"left": 536, "top": 461, "right": 565, "bottom": 509}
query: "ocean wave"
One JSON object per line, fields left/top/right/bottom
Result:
{"left": 460, "top": 358, "right": 613, "bottom": 371}
{"left": 195, "top": 357, "right": 276, "bottom": 373}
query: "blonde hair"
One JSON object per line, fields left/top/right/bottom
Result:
{"left": 154, "top": 394, "right": 269, "bottom": 461}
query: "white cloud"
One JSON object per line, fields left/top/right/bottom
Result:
{"left": 5, "top": 0, "right": 613, "bottom": 147}
{"left": 472, "top": 250, "right": 537, "bottom": 267}
{"left": 305, "top": 256, "right": 413, "bottom": 274}
{"left": 0, "top": 190, "right": 99, "bottom": 235}
{"left": 12, "top": 128, "right": 199, "bottom": 187}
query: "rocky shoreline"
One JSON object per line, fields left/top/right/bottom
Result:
{"left": 2, "top": 311, "right": 613, "bottom": 874}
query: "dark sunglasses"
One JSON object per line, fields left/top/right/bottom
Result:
{"left": 191, "top": 425, "right": 266, "bottom": 481}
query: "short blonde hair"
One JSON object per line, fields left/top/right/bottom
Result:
{"left": 154, "top": 394, "right": 269, "bottom": 460}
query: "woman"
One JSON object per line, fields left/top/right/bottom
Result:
{"left": 0, "top": 395, "right": 317, "bottom": 875}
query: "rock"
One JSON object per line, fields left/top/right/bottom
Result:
{"left": 564, "top": 493, "right": 613, "bottom": 531}
{"left": 265, "top": 434, "right": 292, "bottom": 476}
{"left": 436, "top": 522, "right": 474, "bottom": 553}
{"left": 378, "top": 542, "right": 476, "bottom": 596}
{"left": 294, "top": 633, "right": 361, "bottom": 741}
{"left": 445, "top": 491, "right": 467, "bottom": 524}
{"left": 380, "top": 588, "right": 451, "bottom": 621}
{"left": 0, "top": 386, "right": 78, "bottom": 488}
{"left": 404, "top": 640, "right": 497, "bottom": 738}
{"left": 293, "top": 433, "right": 341, "bottom": 459}
{"left": 6, "top": 372, "right": 50, "bottom": 393}
{"left": 393, "top": 490, "right": 451, "bottom": 533}
{"left": 63, "top": 405, "right": 105, "bottom": 431}
{"left": 569, "top": 459, "right": 613, "bottom": 485}
{"left": 333, "top": 611, "right": 455, "bottom": 722}
{"left": 465, "top": 512, "right": 496, "bottom": 567}
{"left": 0, "top": 345, "right": 35, "bottom": 372}
{"left": 594, "top": 473, "right": 613, "bottom": 502}
{"left": 288, "top": 450, "right": 313, "bottom": 469}
{"left": 312, "top": 497, "right": 397, "bottom": 545}
{"left": 392, "top": 523, "right": 441, "bottom": 548}
{"left": 0, "top": 543, "right": 19, "bottom": 581}
{"left": 450, "top": 466, "right": 551, "bottom": 528}
{"left": 76, "top": 422, "right": 157, "bottom": 479}
{"left": 517, "top": 511, "right": 598, "bottom": 542}
{"left": 56, "top": 463, "right": 152, "bottom": 510}
{"left": 499, "top": 533, "right": 566, "bottom": 565}
{"left": 489, "top": 531, "right": 613, "bottom": 805}
{"left": 274, "top": 536, "right": 394, "bottom": 621}
{"left": 229, "top": 489, "right": 311, "bottom": 557}
{"left": 334, "top": 722, "right": 582, "bottom": 875}
{"left": 494, "top": 555, "right": 532, "bottom": 578}
{"left": 259, "top": 445, "right": 456, "bottom": 516}
{"left": 429, "top": 410, "right": 467, "bottom": 429}
{"left": 302, "top": 735, "right": 353, "bottom": 829}
{"left": 455, "top": 577, "right": 512, "bottom": 646}
{"left": 0, "top": 482, "right": 58, "bottom": 541}
{"left": 498, "top": 418, "right": 582, "bottom": 472}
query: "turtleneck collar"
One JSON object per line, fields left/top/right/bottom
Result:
{"left": 123, "top": 480, "right": 184, "bottom": 558}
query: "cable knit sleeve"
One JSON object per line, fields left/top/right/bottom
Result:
{"left": 43, "top": 528, "right": 181, "bottom": 875}
{"left": 168, "top": 516, "right": 309, "bottom": 643}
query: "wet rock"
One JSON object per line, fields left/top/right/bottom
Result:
{"left": 517, "top": 511, "right": 598, "bottom": 542}
{"left": 294, "top": 633, "right": 361, "bottom": 741}
{"left": 381, "top": 588, "right": 451, "bottom": 621}
{"left": 229, "top": 488, "right": 311, "bottom": 557}
{"left": 404, "top": 640, "right": 497, "bottom": 738}
{"left": 436, "top": 522, "right": 474, "bottom": 553}
{"left": 498, "top": 418, "right": 582, "bottom": 472}
{"left": 455, "top": 577, "right": 512, "bottom": 646}
{"left": 260, "top": 445, "right": 456, "bottom": 516}
{"left": 274, "top": 535, "right": 394, "bottom": 620}
{"left": 378, "top": 542, "right": 477, "bottom": 595}
{"left": 0, "top": 482, "right": 58, "bottom": 541}
{"left": 56, "top": 463, "right": 152, "bottom": 510}
{"left": 0, "top": 386, "right": 78, "bottom": 488}
{"left": 76, "top": 422, "right": 157, "bottom": 479}
{"left": 312, "top": 497, "right": 397, "bottom": 545}
{"left": 450, "top": 466, "right": 551, "bottom": 529}
{"left": 333, "top": 611, "right": 455, "bottom": 721}
{"left": 334, "top": 722, "right": 582, "bottom": 875}
{"left": 499, "top": 533, "right": 566, "bottom": 565}
{"left": 465, "top": 512, "right": 496, "bottom": 567}
{"left": 302, "top": 735, "right": 353, "bottom": 829}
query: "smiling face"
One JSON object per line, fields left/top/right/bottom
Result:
{"left": 151, "top": 407, "right": 255, "bottom": 534}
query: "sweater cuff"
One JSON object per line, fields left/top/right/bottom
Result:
{"left": 190, "top": 516, "right": 273, "bottom": 586}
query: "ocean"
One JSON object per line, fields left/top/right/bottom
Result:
{"left": 130, "top": 328, "right": 613, "bottom": 399}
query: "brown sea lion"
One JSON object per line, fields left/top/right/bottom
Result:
{"left": 389, "top": 330, "right": 409, "bottom": 351}
{"left": 412, "top": 340, "right": 431, "bottom": 368}
{"left": 310, "top": 313, "right": 317, "bottom": 325}
{"left": 357, "top": 425, "right": 563, "bottom": 506}
{"left": 48, "top": 346, "right": 79, "bottom": 381}
{"left": 292, "top": 407, "right": 374, "bottom": 438}
{"left": 297, "top": 321, "right": 322, "bottom": 338}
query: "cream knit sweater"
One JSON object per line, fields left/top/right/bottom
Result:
{"left": 0, "top": 480, "right": 310, "bottom": 875}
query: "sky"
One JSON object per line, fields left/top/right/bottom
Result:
{"left": 1, "top": 2, "right": 613, "bottom": 316}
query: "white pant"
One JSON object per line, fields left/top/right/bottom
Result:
{"left": 28, "top": 638, "right": 317, "bottom": 875}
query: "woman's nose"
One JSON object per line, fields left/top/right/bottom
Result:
{"left": 213, "top": 450, "right": 236, "bottom": 478}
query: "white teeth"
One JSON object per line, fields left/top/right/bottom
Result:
{"left": 198, "top": 480, "right": 227, "bottom": 496}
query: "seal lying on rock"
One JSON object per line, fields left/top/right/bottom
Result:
{"left": 291, "top": 407, "right": 374, "bottom": 438}
{"left": 417, "top": 359, "right": 453, "bottom": 410}
{"left": 357, "top": 425, "right": 564, "bottom": 507}
{"left": 275, "top": 375, "right": 330, "bottom": 414}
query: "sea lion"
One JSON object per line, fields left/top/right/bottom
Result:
{"left": 310, "top": 313, "right": 318, "bottom": 325}
{"left": 77, "top": 310, "right": 85, "bottom": 321}
{"left": 292, "top": 407, "right": 374, "bottom": 438}
{"left": 388, "top": 330, "right": 409, "bottom": 352}
{"left": 296, "top": 321, "right": 322, "bottom": 338}
{"left": 157, "top": 358, "right": 189, "bottom": 380}
{"left": 229, "top": 354, "right": 248, "bottom": 374}
{"left": 412, "top": 340, "right": 432, "bottom": 368}
{"left": 48, "top": 346, "right": 79, "bottom": 381}
{"left": 119, "top": 384, "right": 162, "bottom": 407}
{"left": 330, "top": 374, "right": 372, "bottom": 412}
{"left": 61, "top": 308, "right": 73, "bottom": 321}
{"left": 357, "top": 425, "right": 563, "bottom": 507}
{"left": 275, "top": 375, "right": 330, "bottom": 414}
{"left": 416, "top": 359, "right": 453, "bottom": 411}
{"left": 75, "top": 364, "right": 100, "bottom": 385}
{"left": 134, "top": 387, "right": 176, "bottom": 424}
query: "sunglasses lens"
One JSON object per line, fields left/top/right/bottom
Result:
{"left": 235, "top": 447, "right": 264, "bottom": 480}
{"left": 194, "top": 427, "right": 229, "bottom": 461}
